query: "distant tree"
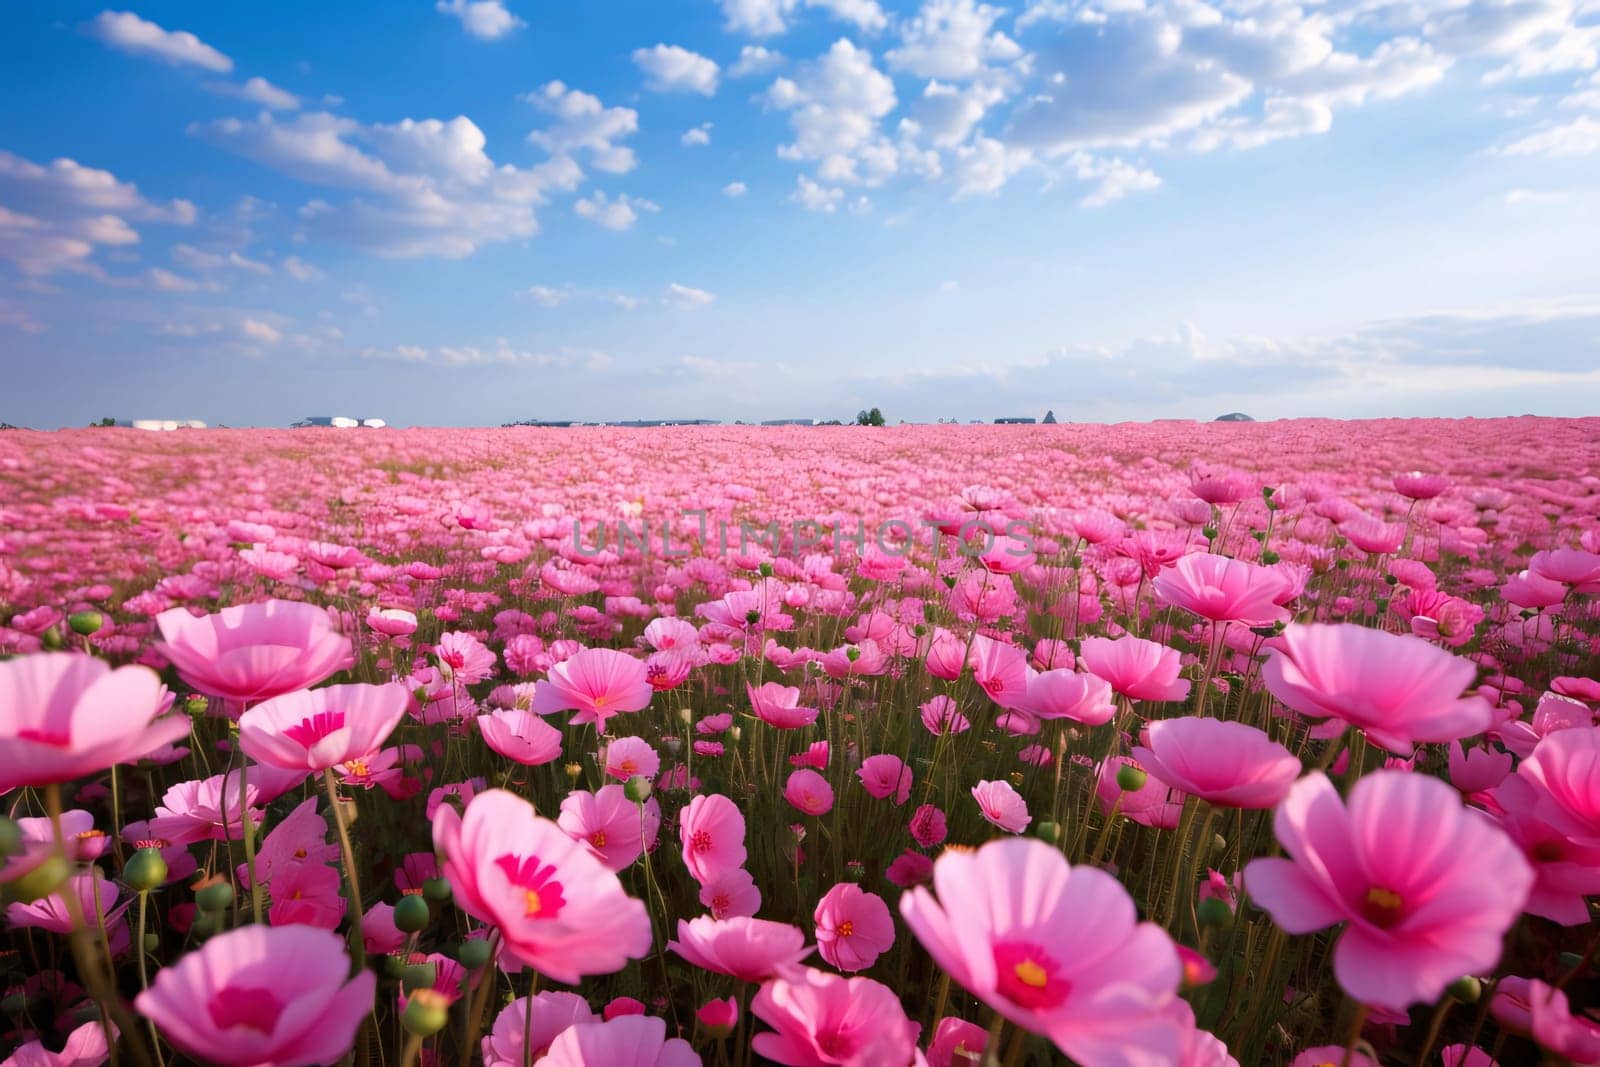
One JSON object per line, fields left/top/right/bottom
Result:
{"left": 92, "top": 417, "right": 115, "bottom": 427}
{"left": 855, "top": 407, "right": 886, "bottom": 426}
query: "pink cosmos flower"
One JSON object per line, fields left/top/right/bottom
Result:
{"left": 697, "top": 996, "right": 739, "bottom": 1036}
{"left": 1517, "top": 725, "right": 1600, "bottom": 847}
{"left": 134, "top": 924, "right": 374, "bottom": 1067}
{"left": 266, "top": 861, "right": 344, "bottom": 929}
{"left": 668, "top": 915, "right": 812, "bottom": 981}
{"left": 1289, "top": 1048, "right": 1378, "bottom": 1067}
{"left": 0, "top": 1017, "right": 114, "bottom": 1067}
{"left": 1079, "top": 635, "right": 1191, "bottom": 703}
{"left": 557, "top": 785, "right": 655, "bottom": 871}
{"left": 482, "top": 992, "right": 598, "bottom": 1067}
{"left": 155, "top": 600, "right": 354, "bottom": 706}
{"left": 910, "top": 803, "right": 948, "bottom": 847}
{"left": 1130, "top": 717, "right": 1301, "bottom": 809}
{"left": 920, "top": 695, "right": 971, "bottom": 735}
{"left": 790, "top": 740, "right": 830, "bottom": 769}
{"left": 751, "top": 966, "right": 921, "bottom": 1066}
{"left": 0, "top": 654, "right": 187, "bottom": 792}
{"left": 366, "top": 607, "right": 418, "bottom": 637}
{"left": 1262, "top": 624, "right": 1493, "bottom": 754}
{"left": 532, "top": 647, "right": 652, "bottom": 730}
{"left": 603, "top": 736, "right": 661, "bottom": 781}
{"left": 1021, "top": 669, "right": 1116, "bottom": 725}
{"left": 433, "top": 788, "right": 652, "bottom": 983}
{"left": 1529, "top": 548, "right": 1600, "bottom": 593}
{"left": 785, "top": 769, "right": 835, "bottom": 816}
{"left": 972, "top": 779, "right": 1031, "bottom": 833}
{"left": 814, "top": 883, "right": 894, "bottom": 972}
{"left": 699, "top": 867, "right": 761, "bottom": 919}
{"left": 7, "top": 870, "right": 129, "bottom": 955}
{"left": 900, "top": 838, "right": 1182, "bottom": 1065}
{"left": 969, "top": 635, "right": 1031, "bottom": 709}
{"left": 539, "top": 1015, "right": 700, "bottom": 1067}
{"left": 1527, "top": 978, "right": 1600, "bottom": 1063}
{"left": 1394, "top": 470, "right": 1450, "bottom": 499}
{"left": 1244, "top": 771, "right": 1533, "bottom": 1010}
{"left": 148, "top": 771, "right": 262, "bottom": 845}
{"left": 886, "top": 849, "right": 934, "bottom": 887}
{"left": 434, "top": 630, "right": 497, "bottom": 684}
{"left": 237, "top": 682, "right": 410, "bottom": 772}
{"left": 748, "top": 682, "right": 820, "bottom": 729}
{"left": 1151, "top": 553, "right": 1291, "bottom": 627}
{"left": 927, "top": 1017, "right": 988, "bottom": 1067}
{"left": 679, "top": 793, "right": 747, "bottom": 885}
{"left": 477, "top": 707, "right": 563, "bottom": 766}
{"left": 1439, "top": 1045, "right": 1497, "bottom": 1067}
{"left": 857, "top": 754, "right": 913, "bottom": 805}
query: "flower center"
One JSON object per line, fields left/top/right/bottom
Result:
{"left": 1362, "top": 886, "right": 1405, "bottom": 928}
{"left": 618, "top": 759, "right": 636, "bottom": 774}
{"left": 691, "top": 829, "right": 714, "bottom": 853}
{"left": 838, "top": 920, "right": 854, "bottom": 938}
{"left": 591, "top": 831, "right": 607, "bottom": 848}
{"left": 993, "top": 942, "right": 1070, "bottom": 1011}
{"left": 494, "top": 854, "right": 566, "bottom": 920}
{"left": 208, "top": 987, "right": 285, "bottom": 1034}
{"left": 345, "top": 759, "right": 370, "bottom": 778}
{"left": 284, "top": 710, "right": 346, "bottom": 748}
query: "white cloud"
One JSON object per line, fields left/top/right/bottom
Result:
{"left": 682, "top": 123, "right": 714, "bottom": 146}
{"left": 228, "top": 251, "right": 272, "bottom": 274}
{"left": 0, "top": 150, "right": 194, "bottom": 276}
{"left": 951, "top": 136, "right": 1032, "bottom": 194}
{"left": 1497, "top": 113, "right": 1600, "bottom": 155}
{"left": 526, "top": 284, "right": 569, "bottom": 306}
{"left": 193, "top": 111, "right": 580, "bottom": 257}
{"left": 731, "top": 45, "right": 786, "bottom": 77}
{"left": 722, "top": 180, "right": 750, "bottom": 196}
{"left": 205, "top": 76, "right": 300, "bottom": 110}
{"left": 435, "top": 0, "right": 524, "bottom": 40}
{"left": 573, "top": 190, "right": 660, "bottom": 230}
{"left": 86, "top": 10, "right": 232, "bottom": 72}
{"left": 1071, "top": 153, "right": 1162, "bottom": 206}
{"left": 887, "top": 0, "right": 1024, "bottom": 80}
{"left": 718, "top": 0, "right": 890, "bottom": 35}
{"left": 524, "top": 82, "right": 640, "bottom": 174}
{"left": 0, "top": 301, "right": 44, "bottom": 334}
{"left": 148, "top": 267, "right": 211, "bottom": 292}
{"left": 632, "top": 44, "right": 721, "bottom": 96}
{"left": 791, "top": 174, "right": 845, "bottom": 211}
{"left": 666, "top": 282, "right": 717, "bottom": 308}
{"left": 812, "top": 0, "right": 889, "bottom": 32}
{"left": 910, "top": 79, "right": 1007, "bottom": 147}
{"left": 768, "top": 39, "right": 900, "bottom": 184}
{"left": 241, "top": 318, "right": 282, "bottom": 344}
{"left": 282, "top": 256, "right": 324, "bottom": 281}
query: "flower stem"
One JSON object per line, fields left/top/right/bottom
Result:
{"left": 323, "top": 769, "right": 366, "bottom": 973}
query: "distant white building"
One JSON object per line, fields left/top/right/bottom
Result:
{"left": 292, "top": 415, "right": 386, "bottom": 428}
{"left": 117, "top": 419, "right": 207, "bottom": 431}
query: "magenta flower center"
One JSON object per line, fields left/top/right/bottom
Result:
{"left": 208, "top": 987, "right": 285, "bottom": 1035}
{"left": 993, "top": 941, "right": 1071, "bottom": 1010}
{"left": 691, "top": 829, "right": 715, "bottom": 853}
{"left": 17, "top": 727, "right": 72, "bottom": 747}
{"left": 1361, "top": 886, "right": 1405, "bottom": 929}
{"left": 494, "top": 854, "right": 566, "bottom": 919}
{"left": 284, "top": 710, "right": 346, "bottom": 748}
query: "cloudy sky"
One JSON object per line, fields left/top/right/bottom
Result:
{"left": 2, "top": 0, "right": 1598, "bottom": 427}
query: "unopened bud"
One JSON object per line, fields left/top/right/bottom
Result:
{"left": 422, "top": 877, "right": 452, "bottom": 903}
{"left": 402, "top": 989, "right": 451, "bottom": 1037}
{"left": 393, "top": 893, "right": 430, "bottom": 932}
{"left": 401, "top": 960, "right": 437, "bottom": 994}
{"left": 68, "top": 611, "right": 103, "bottom": 636}
{"left": 6, "top": 856, "right": 69, "bottom": 904}
{"left": 624, "top": 775, "right": 652, "bottom": 803}
{"left": 124, "top": 847, "right": 169, "bottom": 892}
{"left": 1447, "top": 976, "right": 1482, "bottom": 1003}
{"left": 1197, "top": 897, "right": 1233, "bottom": 928}
{"left": 195, "top": 878, "right": 233, "bottom": 913}
{"left": 0, "top": 818, "right": 19, "bottom": 859}
{"left": 1116, "top": 765, "right": 1147, "bottom": 792}
{"left": 457, "top": 938, "right": 493, "bottom": 970}
{"left": 1033, "top": 820, "right": 1063, "bottom": 845}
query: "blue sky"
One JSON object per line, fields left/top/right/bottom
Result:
{"left": 1, "top": 0, "right": 1597, "bottom": 427}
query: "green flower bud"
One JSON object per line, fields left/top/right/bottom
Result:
{"left": 624, "top": 775, "right": 652, "bottom": 804}
{"left": 41, "top": 627, "right": 64, "bottom": 651}
{"left": 6, "top": 856, "right": 69, "bottom": 904}
{"left": 1260, "top": 549, "right": 1281, "bottom": 565}
{"left": 1033, "top": 820, "right": 1063, "bottom": 845}
{"left": 1202, "top": 525, "right": 1218, "bottom": 540}
{"left": 457, "top": 938, "right": 493, "bottom": 970}
{"left": 68, "top": 611, "right": 103, "bottom": 636}
{"left": 185, "top": 695, "right": 209, "bottom": 716}
{"left": 402, "top": 989, "right": 451, "bottom": 1037}
{"left": 0, "top": 817, "right": 20, "bottom": 860}
{"left": 758, "top": 562, "right": 774, "bottom": 578}
{"left": 1447, "top": 976, "right": 1482, "bottom": 1003}
{"left": 190, "top": 909, "right": 221, "bottom": 937}
{"left": 196, "top": 880, "right": 234, "bottom": 913}
{"left": 124, "top": 847, "right": 169, "bottom": 892}
{"left": 383, "top": 953, "right": 409, "bottom": 980}
{"left": 401, "top": 960, "right": 437, "bottom": 994}
{"left": 1116, "top": 765, "right": 1147, "bottom": 792}
{"left": 422, "top": 877, "right": 452, "bottom": 903}
{"left": 394, "top": 893, "right": 430, "bottom": 933}
{"left": 1197, "top": 897, "right": 1233, "bottom": 928}
{"left": 143, "top": 932, "right": 159, "bottom": 953}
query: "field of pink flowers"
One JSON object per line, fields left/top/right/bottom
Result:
{"left": 2, "top": 418, "right": 1599, "bottom": 1067}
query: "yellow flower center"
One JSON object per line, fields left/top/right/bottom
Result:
{"left": 592, "top": 831, "right": 607, "bottom": 848}
{"left": 525, "top": 890, "right": 544, "bottom": 916}
{"left": 1013, "top": 959, "right": 1049, "bottom": 989}
{"left": 838, "top": 920, "right": 854, "bottom": 938}
{"left": 345, "top": 759, "right": 369, "bottom": 777}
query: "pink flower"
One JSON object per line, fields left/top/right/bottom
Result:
{"left": 886, "top": 849, "right": 933, "bottom": 888}
{"left": 857, "top": 754, "right": 913, "bottom": 804}
{"left": 927, "top": 1017, "right": 988, "bottom": 1067}
{"left": 1439, "top": 1045, "right": 1497, "bottom": 1067}
{"left": 0, "top": 1018, "right": 113, "bottom": 1067}
{"left": 785, "top": 769, "right": 835, "bottom": 816}
{"left": 1517, "top": 725, "right": 1600, "bottom": 848}
{"left": 134, "top": 924, "right": 374, "bottom": 1067}
{"left": 910, "top": 803, "right": 948, "bottom": 847}
{"left": 266, "top": 861, "right": 344, "bottom": 929}
{"left": 969, "top": 635, "right": 1030, "bottom": 709}
{"left": 557, "top": 785, "right": 655, "bottom": 871}
{"left": 477, "top": 708, "right": 563, "bottom": 766}
{"left": 814, "top": 883, "right": 894, "bottom": 972}
{"left": 790, "top": 740, "right": 830, "bottom": 769}
{"left": 972, "top": 779, "right": 1031, "bottom": 833}
{"left": 699, "top": 867, "right": 761, "bottom": 919}
{"left": 668, "top": 915, "right": 812, "bottom": 981}
{"left": 0, "top": 654, "right": 187, "bottom": 792}
{"left": 1021, "top": 670, "right": 1116, "bottom": 726}
{"left": 539, "top": 1015, "right": 700, "bottom": 1067}
{"left": 1394, "top": 470, "right": 1450, "bottom": 499}
{"left": 751, "top": 966, "right": 920, "bottom": 1066}
{"left": 433, "top": 788, "right": 652, "bottom": 983}
{"left": 149, "top": 771, "right": 262, "bottom": 845}
{"left": 155, "top": 600, "right": 354, "bottom": 706}
{"left": 1079, "top": 636, "right": 1191, "bottom": 703}
{"left": 900, "top": 838, "right": 1182, "bottom": 1065}
{"left": 1130, "top": 717, "right": 1301, "bottom": 809}
{"left": 697, "top": 996, "right": 739, "bottom": 1037}
{"left": 531, "top": 647, "right": 652, "bottom": 730}
{"left": 602, "top": 736, "right": 660, "bottom": 781}
{"left": 1096, "top": 756, "right": 1185, "bottom": 829}
{"left": 234, "top": 796, "right": 336, "bottom": 891}
{"left": 1152, "top": 553, "right": 1291, "bottom": 627}
{"left": 1244, "top": 771, "right": 1533, "bottom": 1010}
{"left": 366, "top": 607, "right": 417, "bottom": 637}
{"left": 1529, "top": 548, "right": 1600, "bottom": 593}
{"left": 1527, "top": 978, "right": 1600, "bottom": 1063}
{"left": 680, "top": 793, "right": 747, "bottom": 885}
{"left": 7, "top": 870, "right": 129, "bottom": 954}
{"left": 920, "top": 695, "right": 971, "bottom": 735}
{"left": 238, "top": 682, "right": 410, "bottom": 772}
{"left": 1262, "top": 624, "right": 1493, "bottom": 754}
{"left": 482, "top": 992, "right": 598, "bottom": 1067}
{"left": 1290, "top": 1048, "right": 1378, "bottom": 1067}
{"left": 434, "top": 631, "right": 496, "bottom": 684}
{"left": 749, "top": 682, "right": 820, "bottom": 728}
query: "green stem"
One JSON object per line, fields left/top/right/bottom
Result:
{"left": 323, "top": 769, "right": 366, "bottom": 973}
